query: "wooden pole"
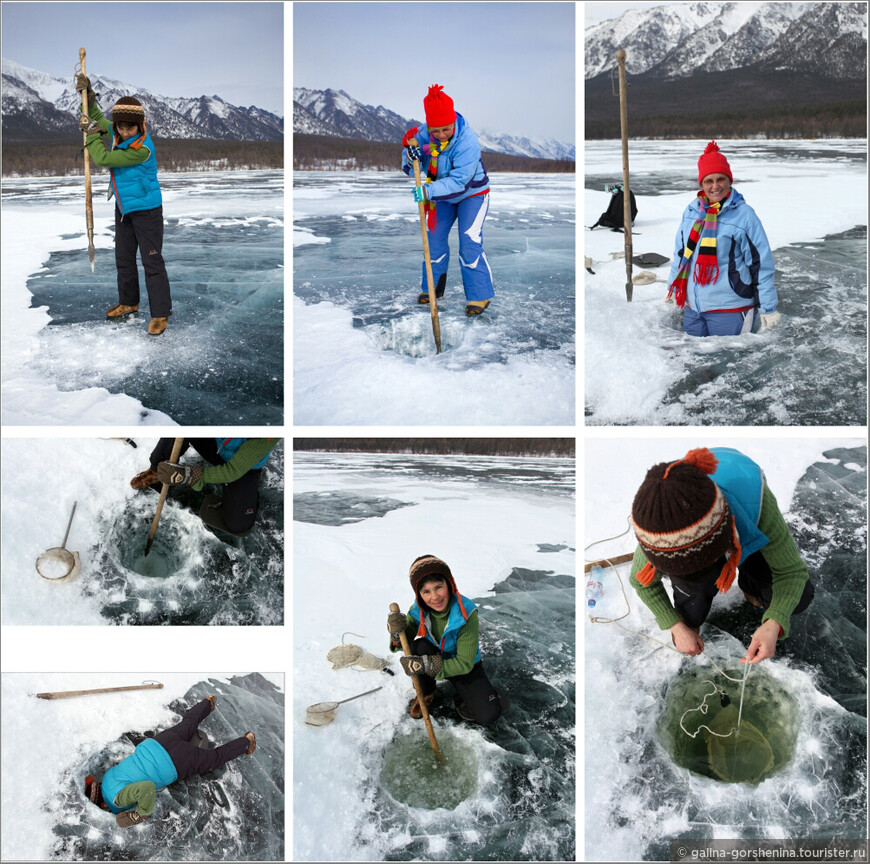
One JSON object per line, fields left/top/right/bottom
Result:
{"left": 79, "top": 48, "right": 95, "bottom": 272}
{"left": 390, "top": 602, "right": 445, "bottom": 765}
{"left": 616, "top": 49, "right": 633, "bottom": 302}
{"left": 37, "top": 682, "right": 163, "bottom": 700}
{"left": 584, "top": 552, "right": 634, "bottom": 572}
{"left": 409, "top": 139, "right": 442, "bottom": 355}
{"left": 144, "top": 437, "right": 184, "bottom": 556}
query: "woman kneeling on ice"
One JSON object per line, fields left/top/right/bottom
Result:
{"left": 401, "top": 85, "right": 494, "bottom": 316}
{"left": 388, "top": 555, "right": 503, "bottom": 724}
{"left": 84, "top": 696, "right": 255, "bottom": 828}
{"left": 668, "top": 141, "right": 779, "bottom": 337}
{"left": 629, "top": 447, "right": 814, "bottom": 664}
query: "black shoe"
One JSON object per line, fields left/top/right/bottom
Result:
{"left": 417, "top": 273, "right": 447, "bottom": 304}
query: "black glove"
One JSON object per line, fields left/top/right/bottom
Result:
{"left": 116, "top": 810, "right": 150, "bottom": 828}
{"left": 405, "top": 143, "right": 422, "bottom": 162}
{"left": 400, "top": 654, "right": 441, "bottom": 678}
{"left": 75, "top": 73, "right": 96, "bottom": 106}
{"left": 156, "top": 461, "right": 204, "bottom": 487}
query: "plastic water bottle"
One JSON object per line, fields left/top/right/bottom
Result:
{"left": 586, "top": 565, "right": 604, "bottom": 608}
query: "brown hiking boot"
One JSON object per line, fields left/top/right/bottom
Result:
{"left": 742, "top": 591, "right": 763, "bottom": 609}
{"left": 244, "top": 732, "right": 256, "bottom": 755}
{"left": 409, "top": 692, "right": 435, "bottom": 720}
{"left": 147, "top": 317, "right": 168, "bottom": 336}
{"left": 106, "top": 303, "right": 138, "bottom": 318}
{"left": 206, "top": 695, "right": 216, "bottom": 713}
{"left": 130, "top": 468, "right": 159, "bottom": 490}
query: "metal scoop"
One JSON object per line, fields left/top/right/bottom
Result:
{"left": 305, "top": 686, "right": 382, "bottom": 726}
{"left": 36, "top": 501, "right": 81, "bottom": 584}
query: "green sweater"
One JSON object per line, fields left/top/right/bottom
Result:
{"left": 629, "top": 483, "right": 809, "bottom": 638}
{"left": 192, "top": 439, "right": 279, "bottom": 491}
{"left": 391, "top": 607, "right": 480, "bottom": 679}
{"left": 115, "top": 780, "right": 156, "bottom": 817}
{"left": 84, "top": 102, "right": 150, "bottom": 169}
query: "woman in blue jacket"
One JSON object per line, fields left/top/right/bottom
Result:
{"left": 667, "top": 141, "right": 780, "bottom": 337}
{"left": 402, "top": 85, "right": 494, "bottom": 315}
{"left": 84, "top": 696, "right": 255, "bottom": 828}
{"left": 77, "top": 75, "right": 173, "bottom": 336}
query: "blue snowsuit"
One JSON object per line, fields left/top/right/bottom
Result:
{"left": 669, "top": 189, "right": 776, "bottom": 336}
{"left": 402, "top": 114, "right": 494, "bottom": 301}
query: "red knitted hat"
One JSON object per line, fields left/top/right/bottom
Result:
{"left": 697, "top": 141, "right": 732, "bottom": 183}
{"left": 423, "top": 85, "right": 456, "bottom": 128}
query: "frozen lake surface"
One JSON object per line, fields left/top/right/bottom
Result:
{"left": 1, "top": 171, "right": 283, "bottom": 425}
{"left": 293, "top": 452, "right": 575, "bottom": 860}
{"left": 585, "top": 140, "right": 867, "bottom": 426}
{"left": 294, "top": 172, "right": 575, "bottom": 425}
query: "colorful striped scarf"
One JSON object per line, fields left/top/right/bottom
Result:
{"left": 667, "top": 191, "right": 721, "bottom": 307}
{"left": 423, "top": 137, "right": 450, "bottom": 231}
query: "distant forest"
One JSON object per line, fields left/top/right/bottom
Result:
{"left": 294, "top": 439, "right": 575, "bottom": 457}
{"left": 294, "top": 133, "right": 575, "bottom": 173}
{"left": 2, "top": 139, "right": 283, "bottom": 177}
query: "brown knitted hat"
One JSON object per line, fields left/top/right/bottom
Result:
{"left": 85, "top": 774, "right": 107, "bottom": 810}
{"left": 112, "top": 96, "right": 146, "bottom": 138}
{"left": 631, "top": 448, "right": 741, "bottom": 593}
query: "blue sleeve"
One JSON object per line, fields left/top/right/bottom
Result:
{"left": 741, "top": 207, "right": 777, "bottom": 313}
{"left": 427, "top": 130, "right": 481, "bottom": 200}
{"left": 401, "top": 125, "right": 429, "bottom": 176}
{"left": 669, "top": 209, "right": 690, "bottom": 285}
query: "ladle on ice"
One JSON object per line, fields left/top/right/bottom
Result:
{"left": 305, "top": 686, "right": 382, "bottom": 726}
{"left": 36, "top": 501, "right": 81, "bottom": 584}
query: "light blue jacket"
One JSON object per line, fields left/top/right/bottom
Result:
{"left": 401, "top": 113, "right": 489, "bottom": 203}
{"left": 669, "top": 189, "right": 776, "bottom": 314}
{"left": 100, "top": 738, "right": 178, "bottom": 814}
{"left": 709, "top": 447, "right": 768, "bottom": 563}
{"left": 109, "top": 130, "right": 162, "bottom": 215}
{"left": 409, "top": 593, "right": 482, "bottom": 663}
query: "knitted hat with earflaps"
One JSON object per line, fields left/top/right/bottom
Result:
{"left": 84, "top": 774, "right": 108, "bottom": 810}
{"left": 423, "top": 85, "right": 456, "bottom": 128}
{"left": 697, "top": 140, "right": 732, "bottom": 183}
{"left": 111, "top": 96, "right": 146, "bottom": 146}
{"left": 631, "top": 448, "right": 741, "bottom": 594}
{"left": 408, "top": 554, "right": 471, "bottom": 638}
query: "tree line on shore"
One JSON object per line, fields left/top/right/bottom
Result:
{"left": 293, "top": 439, "right": 575, "bottom": 457}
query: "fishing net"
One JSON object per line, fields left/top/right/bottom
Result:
{"left": 631, "top": 271, "right": 657, "bottom": 286}
{"left": 36, "top": 548, "right": 81, "bottom": 584}
{"left": 706, "top": 704, "right": 775, "bottom": 783}
{"left": 326, "top": 632, "right": 388, "bottom": 672}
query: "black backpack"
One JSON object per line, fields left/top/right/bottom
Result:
{"left": 591, "top": 184, "right": 638, "bottom": 231}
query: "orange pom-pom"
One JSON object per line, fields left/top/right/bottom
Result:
{"left": 682, "top": 447, "right": 719, "bottom": 476}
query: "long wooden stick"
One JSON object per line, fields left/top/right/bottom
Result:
{"left": 584, "top": 552, "right": 634, "bottom": 573}
{"left": 616, "top": 48, "right": 633, "bottom": 302}
{"left": 144, "top": 437, "right": 184, "bottom": 556}
{"left": 37, "top": 682, "right": 163, "bottom": 700}
{"left": 390, "top": 602, "right": 445, "bottom": 765}
{"left": 409, "top": 139, "right": 442, "bottom": 355}
{"left": 79, "top": 48, "right": 95, "bottom": 272}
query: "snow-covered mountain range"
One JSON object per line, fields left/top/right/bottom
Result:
{"left": 294, "top": 87, "right": 575, "bottom": 161}
{"left": 2, "top": 59, "right": 283, "bottom": 141}
{"left": 585, "top": 1, "right": 867, "bottom": 80}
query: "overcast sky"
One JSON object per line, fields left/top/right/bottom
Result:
{"left": 294, "top": 2, "right": 575, "bottom": 142}
{"left": 0, "top": 2, "right": 284, "bottom": 114}
{"left": 585, "top": 1, "right": 665, "bottom": 28}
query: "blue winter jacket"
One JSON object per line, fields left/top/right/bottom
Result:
{"left": 216, "top": 438, "right": 271, "bottom": 470}
{"left": 109, "top": 130, "right": 162, "bottom": 216}
{"left": 708, "top": 447, "right": 769, "bottom": 563}
{"left": 401, "top": 114, "right": 490, "bottom": 204}
{"left": 669, "top": 189, "right": 776, "bottom": 314}
{"left": 408, "top": 593, "right": 482, "bottom": 664}
{"left": 100, "top": 738, "right": 178, "bottom": 814}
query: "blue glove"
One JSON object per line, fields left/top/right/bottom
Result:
{"left": 413, "top": 185, "right": 429, "bottom": 203}
{"left": 405, "top": 143, "right": 422, "bottom": 162}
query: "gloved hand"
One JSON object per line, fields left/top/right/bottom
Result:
{"left": 156, "top": 461, "right": 204, "bottom": 487}
{"left": 399, "top": 654, "right": 442, "bottom": 678}
{"left": 116, "top": 810, "right": 151, "bottom": 829}
{"left": 387, "top": 611, "right": 406, "bottom": 643}
{"left": 75, "top": 74, "right": 96, "bottom": 106}
{"left": 405, "top": 142, "right": 422, "bottom": 162}
{"left": 413, "top": 185, "right": 429, "bottom": 203}
{"left": 78, "top": 114, "right": 100, "bottom": 134}
{"left": 760, "top": 311, "right": 781, "bottom": 330}
{"left": 401, "top": 125, "right": 419, "bottom": 146}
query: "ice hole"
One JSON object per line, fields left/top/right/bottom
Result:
{"left": 110, "top": 512, "right": 186, "bottom": 578}
{"left": 379, "top": 730, "right": 478, "bottom": 810}
{"left": 656, "top": 663, "right": 799, "bottom": 784}
{"left": 366, "top": 315, "right": 463, "bottom": 358}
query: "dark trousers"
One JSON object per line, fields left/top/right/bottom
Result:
{"left": 154, "top": 699, "right": 248, "bottom": 780}
{"left": 412, "top": 637, "right": 502, "bottom": 725}
{"left": 150, "top": 438, "right": 262, "bottom": 532}
{"left": 115, "top": 205, "right": 172, "bottom": 318}
{"left": 670, "top": 551, "right": 815, "bottom": 629}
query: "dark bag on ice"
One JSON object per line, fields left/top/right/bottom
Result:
{"left": 591, "top": 184, "right": 638, "bottom": 231}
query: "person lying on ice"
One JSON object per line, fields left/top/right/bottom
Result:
{"left": 401, "top": 84, "right": 494, "bottom": 316}
{"left": 667, "top": 141, "right": 779, "bottom": 337}
{"left": 628, "top": 447, "right": 814, "bottom": 664}
{"left": 75, "top": 74, "right": 173, "bottom": 336}
{"left": 387, "top": 554, "right": 502, "bottom": 724}
{"left": 83, "top": 695, "right": 255, "bottom": 828}
{"left": 131, "top": 438, "right": 279, "bottom": 534}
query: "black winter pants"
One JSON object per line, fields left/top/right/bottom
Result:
{"left": 154, "top": 698, "right": 249, "bottom": 780}
{"left": 150, "top": 438, "right": 262, "bottom": 533}
{"left": 412, "top": 637, "right": 502, "bottom": 726}
{"left": 669, "top": 551, "right": 815, "bottom": 629}
{"left": 115, "top": 205, "right": 172, "bottom": 318}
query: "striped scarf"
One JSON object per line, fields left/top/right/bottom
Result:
{"left": 423, "top": 137, "right": 450, "bottom": 231}
{"left": 667, "top": 191, "right": 721, "bottom": 307}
